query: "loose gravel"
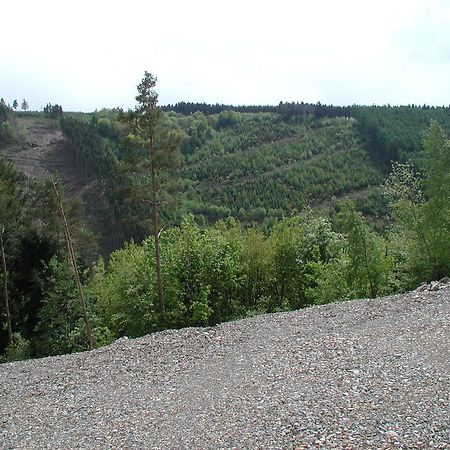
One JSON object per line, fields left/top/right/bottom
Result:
{"left": 1, "top": 283, "right": 449, "bottom": 449}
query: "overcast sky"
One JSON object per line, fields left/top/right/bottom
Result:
{"left": 2, "top": 0, "right": 450, "bottom": 111}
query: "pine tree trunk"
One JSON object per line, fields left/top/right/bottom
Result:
{"left": 151, "top": 160, "right": 166, "bottom": 317}
{"left": 52, "top": 181, "right": 94, "bottom": 349}
{"left": 0, "top": 230, "right": 12, "bottom": 346}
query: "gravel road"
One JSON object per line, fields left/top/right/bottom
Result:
{"left": 1, "top": 283, "right": 449, "bottom": 449}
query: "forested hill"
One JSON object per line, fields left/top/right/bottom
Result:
{"left": 2, "top": 102, "right": 450, "bottom": 248}
{"left": 56, "top": 103, "right": 450, "bottom": 242}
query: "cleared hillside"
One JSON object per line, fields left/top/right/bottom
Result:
{"left": 0, "top": 116, "right": 116, "bottom": 255}
{"left": 0, "top": 117, "right": 85, "bottom": 189}
{"left": 1, "top": 281, "right": 449, "bottom": 449}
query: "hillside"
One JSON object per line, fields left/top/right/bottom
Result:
{"left": 1, "top": 281, "right": 449, "bottom": 449}
{"left": 0, "top": 116, "right": 116, "bottom": 254}
{"left": 3, "top": 105, "right": 449, "bottom": 249}
{"left": 1, "top": 111, "right": 388, "bottom": 253}
{"left": 1, "top": 103, "right": 449, "bottom": 366}
{"left": 55, "top": 109, "right": 389, "bottom": 247}
{"left": 180, "top": 115, "right": 382, "bottom": 220}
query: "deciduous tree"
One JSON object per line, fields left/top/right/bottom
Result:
{"left": 339, "top": 204, "right": 390, "bottom": 298}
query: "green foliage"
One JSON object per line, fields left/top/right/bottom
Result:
{"left": 0, "top": 99, "right": 18, "bottom": 145}
{"left": 162, "top": 218, "right": 213, "bottom": 326}
{"left": 384, "top": 122, "right": 450, "bottom": 286}
{"left": 60, "top": 117, "right": 119, "bottom": 179}
{"left": 178, "top": 116, "right": 381, "bottom": 224}
{"left": 43, "top": 103, "right": 63, "bottom": 119}
{"left": 268, "top": 213, "right": 347, "bottom": 308}
{"left": 384, "top": 161, "right": 423, "bottom": 206}
{"left": 269, "top": 217, "right": 306, "bottom": 309}
{"left": 91, "top": 241, "right": 158, "bottom": 337}
{"left": 34, "top": 257, "right": 87, "bottom": 356}
{"left": 216, "top": 110, "right": 239, "bottom": 129}
{"left": 304, "top": 255, "right": 351, "bottom": 305}
{"left": 421, "top": 122, "right": 450, "bottom": 278}
{"left": 118, "top": 72, "right": 183, "bottom": 174}
{"left": 241, "top": 228, "right": 275, "bottom": 311}
{"left": 95, "top": 216, "right": 248, "bottom": 329}
{"left": 90, "top": 212, "right": 349, "bottom": 339}
{"left": 199, "top": 219, "right": 247, "bottom": 323}
{"left": 0, "top": 332, "right": 30, "bottom": 363}
{"left": 338, "top": 204, "right": 390, "bottom": 298}
{"left": 96, "top": 117, "right": 121, "bottom": 140}
{"left": 0, "top": 121, "right": 15, "bottom": 144}
{"left": 33, "top": 255, "right": 111, "bottom": 357}
{"left": 352, "top": 105, "right": 450, "bottom": 168}
{"left": 0, "top": 157, "right": 22, "bottom": 228}
{"left": 181, "top": 112, "right": 213, "bottom": 155}
{"left": 0, "top": 98, "right": 13, "bottom": 123}
{"left": 0, "top": 156, "right": 99, "bottom": 359}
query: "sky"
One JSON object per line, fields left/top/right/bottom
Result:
{"left": 2, "top": 0, "right": 450, "bottom": 111}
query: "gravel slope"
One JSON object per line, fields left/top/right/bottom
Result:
{"left": 1, "top": 284, "right": 449, "bottom": 450}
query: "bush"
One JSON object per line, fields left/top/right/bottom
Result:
{"left": 91, "top": 242, "right": 158, "bottom": 338}
{"left": 0, "top": 121, "right": 15, "bottom": 144}
{"left": 1, "top": 333, "right": 31, "bottom": 363}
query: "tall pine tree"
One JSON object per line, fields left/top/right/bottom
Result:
{"left": 119, "top": 72, "right": 182, "bottom": 318}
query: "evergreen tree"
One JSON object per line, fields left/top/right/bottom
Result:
{"left": 21, "top": 99, "right": 29, "bottom": 111}
{"left": 34, "top": 257, "right": 87, "bottom": 356}
{"left": 43, "top": 103, "right": 63, "bottom": 119}
{"left": 419, "top": 122, "right": 450, "bottom": 278}
{"left": 119, "top": 72, "right": 182, "bottom": 319}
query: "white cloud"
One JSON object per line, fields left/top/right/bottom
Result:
{"left": 1, "top": 0, "right": 449, "bottom": 110}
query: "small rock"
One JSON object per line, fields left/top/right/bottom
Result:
{"left": 386, "top": 430, "right": 400, "bottom": 440}
{"left": 429, "top": 281, "right": 440, "bottom": 291}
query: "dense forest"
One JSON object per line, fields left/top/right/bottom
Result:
{"left": 0, "top": 87, "right": 449, "bottom": 362}
{"left": 58, "top": 101, "right": 450, "bottom": 235}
